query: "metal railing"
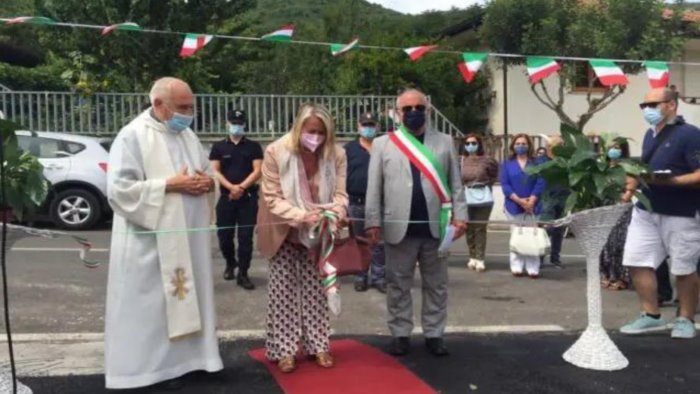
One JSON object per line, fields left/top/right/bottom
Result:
{"left": 0, "top": 91, "right": 464, "bottom": 138}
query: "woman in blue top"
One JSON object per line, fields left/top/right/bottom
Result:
{"left": 500, "top": 134, "right": 545, "bottom": 278}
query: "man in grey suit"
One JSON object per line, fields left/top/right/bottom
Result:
{"left": 365, "top": 89, "right": 468, "bottom": 357}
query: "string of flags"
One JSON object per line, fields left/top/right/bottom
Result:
{"left": 0, "top": 15, "right": 684, "bottom": 89}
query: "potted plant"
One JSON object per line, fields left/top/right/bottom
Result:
{"left": 0, "top": 118, "right": 50, "bottom": 226}
{"left": 525, "top": 128, "right": 648, "bottom": 371}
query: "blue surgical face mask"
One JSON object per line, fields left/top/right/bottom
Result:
{"left": 607, "top": 148, "right": 622, "bottom": 160}
{"left": 465, "top": 143, "right": 478, "bottom": 154}
{"left": 166, "top": 112, "right": 193, "bottom": 133}
{"left": 402, "top": 111, "right": 426, "bottom": 132}
{"left": 360, "top": 126, "right": 377, "bottom": 139}
{"left": 514, "top": 145, "right": 529, "bottom": 156}
{"left": 229, "top": 124, "right": 245, "bottom": 136}
{"left": 643, "top": 107, "right": 664, "bottom": 126}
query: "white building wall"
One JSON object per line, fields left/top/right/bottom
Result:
{"left": 487, "top": 40, "right": 700, "bottom": 156}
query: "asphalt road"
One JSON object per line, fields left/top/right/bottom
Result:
{"left": 1, "top": 227, "right": 655, "bottom": 335}
{"left": 2, "top": 227, "right": 700, "bottom": 393}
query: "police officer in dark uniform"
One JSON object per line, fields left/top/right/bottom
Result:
{"left": 344, "top": 112, "right": 386, "bottom": 293}
{"left": 209, "top": 109, "right": 263, "bottom": 290}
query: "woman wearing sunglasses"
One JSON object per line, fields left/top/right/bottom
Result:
{"left": 500, "top": 134, "right": 546, "bottom": 278}
{"left": 461, "top": 133, "right": 498, "bottom": 272}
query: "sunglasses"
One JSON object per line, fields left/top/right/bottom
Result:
{"left": 360, "top": 123, "right": 376, "bottom": 127}
{"left": 465, "top": 141, "right": 478, "bottom": 146}
{"left": 639, "top": 100, "right": 669, "bottom": 109}
{"left": 400, "top": 105, "right": 427, "bottom": 113}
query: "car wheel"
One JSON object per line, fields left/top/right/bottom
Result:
{"left": 49, "top": 188, "right": 101, "bottom": 230}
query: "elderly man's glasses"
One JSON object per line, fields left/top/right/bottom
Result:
{"left": 400, "top": 105, "right": 427, "bottom": 113}
{"left": 639, "top": 100, "right": 670, "bottom": 109}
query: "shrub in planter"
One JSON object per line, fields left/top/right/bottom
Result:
{"left": 525, "top": 128, "right": 649, "bottom": 213}
{"left": 0, "top": 119, "right": 49, "bottom": 221}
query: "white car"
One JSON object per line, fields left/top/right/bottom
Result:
{"left": 15, "top": 130, "right": 112, "bottom": 230}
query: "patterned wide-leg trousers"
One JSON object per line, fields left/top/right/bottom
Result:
{"left": 265, "top": 241, "right": 330, "bottom": 361}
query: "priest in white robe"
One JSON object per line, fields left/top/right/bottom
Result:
{"left": 104, "top": 77, "right": 223, "bottom": 389}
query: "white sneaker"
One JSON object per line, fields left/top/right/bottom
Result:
{"left": 474, "top": 259, "right": 486, "bottom": 272}
{"left": 467, "top": 259, "right": 477, "bottom": 270}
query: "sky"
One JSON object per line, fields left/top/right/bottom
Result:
{"left": 369, "top": 0, "right": 484, "bottom": 15}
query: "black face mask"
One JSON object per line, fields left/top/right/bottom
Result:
{"left": 402, "top": 111, "right": 426, "bottom": 132}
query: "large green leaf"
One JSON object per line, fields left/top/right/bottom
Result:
{"left": 618, "top": 160, "right": 646, "bottom": 176}
{"left": 0, "top": 120, "right": 50, "bottom": 218}
{"left": 568, "top": 169, "right": 587, "bottom": 186}
{"left": 593, "top": 173, "right": 608, "bottom": 196}
{"left": 564, "top": 192, "right": 579, "bottom": 214}
{"left": 524, "top": 158, "right": 558, "bottom": 175}
{"left": 569, "top": 148, "right": 597, "bottom": 167}
{"left": 634, "top": 191, "right": 652, "bottom": 212}
{"left": 552, "top": 144, "right": 576, "bottom": 159}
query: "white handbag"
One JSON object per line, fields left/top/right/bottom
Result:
{"left": 464, "top": 183, "right": 494, "bottom": 207}
{"left": 509, "top": 216, "right": 551, "bottom": 257}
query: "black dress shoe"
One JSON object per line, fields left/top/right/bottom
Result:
{"left": 354, "top": 280, "right": 368, "bottom": 292}
{"left": 388, "top": 336, "right": 410, "bottom": 356}
{"left": 223, "top": 266, "right": 235, "bottom": 281}
{"left": 374, "top": 282, "right": 387, "bottom": 294}
{"left": 154, "top": 377, "right": 185, "bottom": 391}
{"left": 237, "top": 275, "right": 255, "bottom": 290}
{"left": 425, "top": 337, "right": 449, "bottom": 357}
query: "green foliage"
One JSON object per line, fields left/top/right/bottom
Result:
{"left": 0, "top": 0, "right": 492, "bottom": 132}
{"left": 0, "top": 120, "right": 50, "bottom": 220}
{"left": 481, "top": 0, "right": 687, "bottom": 133}
{"left": 525, "top": 128, "right": 649, "bottom": 213}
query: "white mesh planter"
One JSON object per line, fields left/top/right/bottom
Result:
{"left": 562, "top": 203, "right": 631, "bottom": 371}
{"left": 0, "top": 370, "right": 32, "bottom": 394}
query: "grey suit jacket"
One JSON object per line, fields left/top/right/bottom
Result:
{"left": 365, "top": 128, "right": 468, "bottom": 245}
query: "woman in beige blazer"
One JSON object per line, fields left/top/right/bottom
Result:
{"left": 257, "top": 103, "right": 348, "bottom": 373}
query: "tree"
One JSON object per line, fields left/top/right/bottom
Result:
{"left": 481, "top": 0, "right": 686, "bottom": 133}
{"left": 33, "top": 0, "right": 255, "bottom": 92}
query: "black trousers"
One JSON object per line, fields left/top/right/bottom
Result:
{"left": 216, "top": 192, "right": 258, "bottom": 275}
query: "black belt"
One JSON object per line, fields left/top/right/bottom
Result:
{"left": 349, "top": 195, "right": 365, "bottom": 205}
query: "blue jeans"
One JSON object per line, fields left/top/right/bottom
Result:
{"left": 349, "top": 203, "right": 386, "bottom": 286}
{"left": 545, "top": 204, "right": 565, "bottom": 262}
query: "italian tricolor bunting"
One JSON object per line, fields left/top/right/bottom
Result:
{"left": 526, "top": 57, "right": 560, "bottom": 84}
{"left": 388, "top": 126, "right": 452, "bottom": 241}
{"left": 262, "top": 24, "right": 294, "bottom": 42}
{"left": 101, "top": 22, "right": 142, "bottom": 36}
{"left": 179, "top": 33, "right": 213, "bottom": 57}
{"left": 404, "top": 45, "right": 438, "bottom": 62}
{"left": 644, "top": 61, "right": 670, "bottom": 88}
{"left": 330, "top": 37, "right": 359, "bottom": 57}
{"left": 458, "top": 52, "right": 488, "bottom": 83}
{"left": 589, "top": 59, "right": 628, "bottom": 86}
{"left": 5, "top": 16, "right": 55, "bottom": 25}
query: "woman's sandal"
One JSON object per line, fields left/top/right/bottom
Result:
{"left": 277, "top": 357, "right": 296, "bottom": 373}
{"left": 608, "top": 280, "right": 628, "bottom": 291}
{"left": 600, "top": 279, "right": 610, "bottom": 288}
{"left": 315, "top": 352, "right": 334, "bottom": 368}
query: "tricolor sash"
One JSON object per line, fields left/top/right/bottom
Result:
{"left": 388, "top": 126, "right": 452, "bottom": 240}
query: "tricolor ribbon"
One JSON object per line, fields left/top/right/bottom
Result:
{"left": 311, "top": 210, "right": 342, "bottom": 315}
{"left": 3, "top": 224, "right": 98, "bottom": 268}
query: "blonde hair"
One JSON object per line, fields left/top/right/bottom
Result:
{"left": 546, "top": 135, "right": 563, "bottom": 150}
{"left": 285, "top": 103, "right": 337, "bottom": 159}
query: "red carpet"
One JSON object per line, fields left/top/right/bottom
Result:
{"left": 248, "top": 339, "right": 436, "bottom": 394}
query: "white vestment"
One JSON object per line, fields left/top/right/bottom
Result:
{"left": 104, "top": 111, "right": 222, "bottom": 389}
